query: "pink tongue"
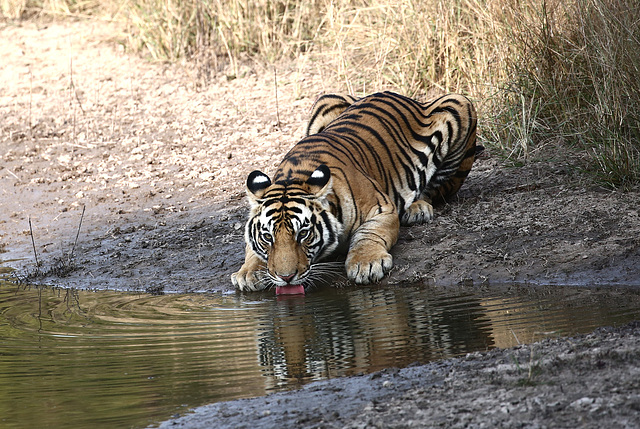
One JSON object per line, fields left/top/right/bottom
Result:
{"left": 275, "top": 285, "right": 305, "bottom": 295}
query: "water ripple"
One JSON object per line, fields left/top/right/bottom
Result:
{"left": 1, "top": 282, "right": 639, "bottom": 428}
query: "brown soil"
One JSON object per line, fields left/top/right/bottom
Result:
{"left": 1, "top": 19, "right": 639, "bottom": 429}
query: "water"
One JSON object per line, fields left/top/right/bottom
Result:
{"left": 1, "top": 281, "right": 639, "bottom": 428}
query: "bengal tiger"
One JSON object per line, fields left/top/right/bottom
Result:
{"left": 231, "top": 91, "right": 477, "bottom": 294}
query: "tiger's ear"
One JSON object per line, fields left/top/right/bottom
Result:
{"left": 306, "top": 164, "right": 332, "bottom": 197}
{"left": 246, "top": 170, "right": 271, "bottom": 203}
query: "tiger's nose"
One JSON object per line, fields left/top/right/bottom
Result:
{"left": 277, "top": 272, "right": 296, "bottom": 283}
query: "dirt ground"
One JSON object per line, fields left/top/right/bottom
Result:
{"left": 1, "top": 19, "right": 640, "bottom": 428}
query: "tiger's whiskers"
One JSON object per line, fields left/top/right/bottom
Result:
{"left": 252, "top": 271, "right": 275, "bottom": 291}
{"left": 305, "top": 261, "right": 346, "bottom": 289}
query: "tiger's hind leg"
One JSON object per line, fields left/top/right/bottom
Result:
{"left": 425, "top": 96, "right": 478, "bottom": 204}
{"left": 426, "top": 140, "right": 478, "bottom": 204}
{"left": 305, "top": 93, "right": 358, "bottom": 136}
{"left": 401, "top": 199, "right": 434, "bottom": 226}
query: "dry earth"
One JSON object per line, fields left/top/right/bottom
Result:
{"left": 1, "top": 19, "right": 640, "bottom": 429}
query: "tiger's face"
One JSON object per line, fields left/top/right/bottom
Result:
{"left": 245, "top": 165, "right": 342, "bottom": 293}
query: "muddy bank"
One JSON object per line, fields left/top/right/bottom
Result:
{"left": 157, "top": 321, "right": 640, "bottom": 428}
{"left": 4, "top": 135, "right": 640, "bottom": 293}
{"left": 5, "top": 158, "right": 640, "bottom": 293}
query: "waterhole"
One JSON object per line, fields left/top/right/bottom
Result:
{"left": 1, "top": 281, "right": 639, "bottom": 428}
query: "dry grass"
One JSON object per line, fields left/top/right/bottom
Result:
{"left": 491, "top": 0, "right": 640, "bottom": 186}
{"left": 2, "top": 0, "right": 638, "bottom": 187}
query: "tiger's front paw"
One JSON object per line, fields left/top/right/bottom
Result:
{"left": 231, "top": 266, "right": 266, "bottom": 291}
{"left": 346, "top": 248, "right": 393, "bottom": 284}
{"left": 401, "top": 200, "right": 434, "bottom": 226}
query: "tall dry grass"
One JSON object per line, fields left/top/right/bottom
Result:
{"left": 121, "top": 0, "right": 510, "bottom": 96}
{"left": 489, "top": 0, "right": 640, "bottom": 186}
{"left": 3, "top": 0, "right": 639, "bottom": 186}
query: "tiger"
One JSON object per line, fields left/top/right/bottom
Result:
{"left": 231, "top": 91, "right": 478, "bottom": 294}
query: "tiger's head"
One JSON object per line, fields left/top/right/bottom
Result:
{"left": 244, "top": 164, "right": 343, "bottom": 293}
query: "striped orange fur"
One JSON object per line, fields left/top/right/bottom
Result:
{"left": 232, "top": 91, "right": 477, "bottom": 292}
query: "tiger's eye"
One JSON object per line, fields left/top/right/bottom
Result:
{"left": 262, "top": 232, "right": 273, "bottom": 243}
{"left": 298, "top": 229, "right": 310, "bottom": 241}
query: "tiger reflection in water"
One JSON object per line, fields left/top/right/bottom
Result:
{"left": 256, "top": 289, "right": 495, "bottom": 388}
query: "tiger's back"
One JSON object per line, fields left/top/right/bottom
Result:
{"left": 282, "top": 91, "right": 477, "bottom": 225}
